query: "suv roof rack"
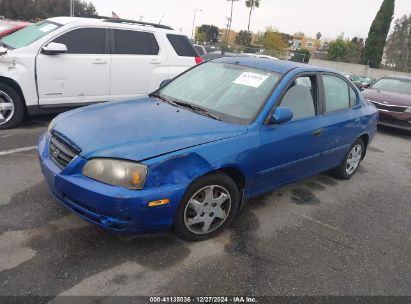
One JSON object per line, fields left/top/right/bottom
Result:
{"left": 88, "top": 15, "right": 173, "bottom": 30}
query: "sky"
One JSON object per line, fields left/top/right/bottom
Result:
{"left": 90, "top": 0, "right": 411, "bottom": 40}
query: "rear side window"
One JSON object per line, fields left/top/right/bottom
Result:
{"left": 194, "top": 45, "right": 204, "bottom": 55}
{"left": 167, "top": 34, "right": 197, "bottom": 57}
{"left": 113, "top": 29, "right": 159, "bottom": 55}
{"left": 53, "top": 28, "right": 107, "bottom": 54}
{"left": 323, "top": 75, "right": 352, "bottom": 112}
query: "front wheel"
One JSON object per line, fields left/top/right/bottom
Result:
{"left": 174, "top": 173, "right": 240, "bottom": 241}
{"left": 0, "top": 84, "right": 25, "bottom": 129}
{"left": 333, "top": 139, "right": 365, "bottom": 180}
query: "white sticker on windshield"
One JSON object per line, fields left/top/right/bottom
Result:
{"left": 233, "top": 72, "right": 269, "bottom": 88}
{"left": 38, "top": 24, "right": 58, "bottom": 33}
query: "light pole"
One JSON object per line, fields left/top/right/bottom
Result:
{"left": 191, "top": 8, "right": 203, "bottom": 41}
{"left": 70, "top": 0, "right": 74, "bottom": 17}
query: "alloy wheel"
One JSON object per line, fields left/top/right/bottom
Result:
{"left": 0, "top": 90, "right": 15, "bottom": 126}
{"left": 184, "top": 185, "right": 232, "bottom": 235}
{"left": 346, "top": 144, "right": 362, "bottom": 175}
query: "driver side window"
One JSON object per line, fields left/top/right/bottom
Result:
{"left": 280, "top": 75, "right": 317, "bottom": 121}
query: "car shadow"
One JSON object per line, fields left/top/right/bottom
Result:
{"left": 377, "top": 125, "right": 410, "bottom": 140}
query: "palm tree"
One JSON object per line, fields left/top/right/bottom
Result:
{"left": 246, "top": 0, "right": 260, "bottom": 31}
{"left": 226, "top": 0, "right": 240, "bottom": 43}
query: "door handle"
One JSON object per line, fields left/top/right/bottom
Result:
{"left": 312, "top": 129, "right": 322, "bottom": 137}
{"left": 150, "top": 58, "right": 162, "bottom": 64}
{"left": 93, "top": 59, "right": 108, "bottom": 64}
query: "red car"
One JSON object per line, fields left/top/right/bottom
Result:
{"left": 0, "top": 20, "right": 31, "bottom": 38}
{"left": 362, "top": 76, "right": 411, "bottom": 131}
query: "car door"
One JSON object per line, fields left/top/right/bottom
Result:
{"left": 253, "top": 73, "right": 329, "bottom": 194}
{"left": 109, "top": 29, "right": 168, "bottom": 101}
{"left": 316, "top": 73, "right": 363, "bottom": 167}
{"left": 36, "top": 27, "right": 111, "bottom": 106}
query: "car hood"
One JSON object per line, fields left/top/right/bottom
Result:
{"left": 53, "top": 97, "right": 248, "bottom": 162}
{"left": 362, "top": 88, "right": 411, "bottom": 107}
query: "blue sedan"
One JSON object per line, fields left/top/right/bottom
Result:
{"left": 38, "top": 57, "right": 378, "bottom": 241}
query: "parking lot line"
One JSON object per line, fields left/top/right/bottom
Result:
{"left": 0, "top": 146, "right": 38, "bottom": 156}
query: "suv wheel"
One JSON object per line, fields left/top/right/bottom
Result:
{"left": 0, "top": 84, "right": 25, "bottom": 129}
{"left": 174, "top": 173, "right": 240, "bottom": 241}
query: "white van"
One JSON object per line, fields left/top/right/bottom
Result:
{"left": 0, "top": 17, "right": 202, "bottom": 129}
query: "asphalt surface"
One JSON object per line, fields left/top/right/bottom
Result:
{"left": 0, "top": 115, "right": 410, "bottom": 297}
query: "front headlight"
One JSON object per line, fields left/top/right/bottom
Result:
{"left": 47, "top": 118, "right": 57, "bottom": 133}
{"left": 82, "top": 158, "right": 147, "bottom": 190}
{"left": 405, "top": 108, "right": 411, "bottom": 113}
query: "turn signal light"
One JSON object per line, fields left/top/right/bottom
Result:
{"left": 149, "top": 199, "right": 170, "bottom": 207}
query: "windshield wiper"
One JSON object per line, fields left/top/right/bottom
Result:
{"left": 149, "top": 93, "right": 178, "bottom": 107}
{"left": 0, "top": 39, "right": 8, "bottom": 48}
{"left": 172, "top": 100, "right": 222, "bottom": 121}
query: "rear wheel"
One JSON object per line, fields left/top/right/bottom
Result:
{"left": 0, "top": 83, "right": 25, "bottom": 129}
{"left": 174, "top": 173, "right": 240, "bottom": 241}
{"left": 333, "top": 139, "right": 365, "bottom": 180}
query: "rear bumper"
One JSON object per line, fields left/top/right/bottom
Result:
{"left": 377, "top": 110, "right": 411, "bottom": 132}
{"left": 38, "top": 133, "right": 187, "bottom": 234}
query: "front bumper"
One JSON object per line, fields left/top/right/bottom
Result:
{"left": 377, "top": 110, "right": 411, "bottom": 132}
{"left": 38, "top": 133, "right": 187, "bottom": 233}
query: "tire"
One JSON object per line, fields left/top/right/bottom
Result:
{"left": 0, "top": 83, "right": 25, "bottom": 130}
{"left": 333, "top": 139, "right": 365, "bottom": 180}
{"left": 174, "top": 173, "right": 240, "bottom": 241}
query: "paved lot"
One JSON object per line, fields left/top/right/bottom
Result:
{"left": 0, "top": 115, "right": 410, "bottom": 296}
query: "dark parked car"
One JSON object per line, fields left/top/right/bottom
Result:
{"left": 362, "top": 76, "right": 411, "bottom": 131}
{"left": 351, "top": 75, "right": 375, "bottom": 91}
{"left": 0, "top": 20, "right": 30, "bottom": 38}
{"left": 39, "top": 58, "right": 378, "bottom": 241}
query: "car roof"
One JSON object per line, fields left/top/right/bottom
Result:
{"left": 47, "top": 17, "right": 177, "bottom": 32}
{"left": 1, "top": 20, "right": 31, "bottom": 26}
{"left": 383, "top": 75, "right": 411, "bottom": 81}
{"left": 212, "top": 56, "right": 335, "bottom": 74}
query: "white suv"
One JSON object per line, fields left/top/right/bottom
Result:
{"left": 0, "top": 17, "right": 202, "bottom": 129}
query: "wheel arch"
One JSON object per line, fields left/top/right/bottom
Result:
{"left": 0, "top": 76, "right": 27, "bottom": 112}
{"left": 189, "top": 166, "right": 247, "bottom": 207}
{"left": 358, "top": 133, "right": 369, "bottom": 159}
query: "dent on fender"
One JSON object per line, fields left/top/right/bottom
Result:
{"left": 146, "top": 152, "right": 212, "bottom": 188}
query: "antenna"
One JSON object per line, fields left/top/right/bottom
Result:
{"left": 158, "top": 12, "right": 165, "bottom": 25}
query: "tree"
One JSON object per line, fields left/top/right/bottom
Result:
{"left": 235, "top": 30, "right": 252, "bottom": 46}
{"left": 327, "top": 37, "right": 364, "bottom": 63}
{"left": 361, "top": 0, "right": 395, "bottom": 68}
{"left": 384, "top": 15, "right": 410, "bottom": 71}
{"left": 260, "top": 28, "right": 287, "bottom": 50}
{"left": 196, "top": 24, "right": 219, "bottom": 43}
{"left": 316, "top": 32, "right": 322, "bottom": 40}
{"left": 0, "top": 0, "right": 97, "bottom": 21}
{"left": 327, "top": 38, "right": 350, "bottom": 62}
{"left": 245, "top": 0, "right": 260, "bottom": 31}
{"left": 347, "top": 37, "right": 365, "bottom": 63}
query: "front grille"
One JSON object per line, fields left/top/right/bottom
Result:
{"left": 49, "top": 132, "right": 81, "bottom": 169}
{"left": 370, "top": 100, "right": 407, "bottom": 113}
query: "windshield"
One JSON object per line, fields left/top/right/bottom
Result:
{"left": 0, "top": 22, "right": 13, "bottom": 32}
{"left": 372, "top": 77, "right": 411, "bottom": 95}
{"left": 1, "top": 20, "right": 61, "bottom": 49}
{"left": 157, "top": 62, "right": 281, "bottom": 124}
{"left": 358, "top": 76, "right": 373, "bottom": 83}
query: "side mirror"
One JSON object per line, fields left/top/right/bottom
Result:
{"left": 42, "top": 42, "right": 67, "bottom": 55}
{"left": 0, "top": 47, "right": 7, "bottom": 55}
{"left": 271, "top": 107, "right": 293, "bottom": 124}
{"left": 159, "top": 79, "right": 171, "bottom": 88}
